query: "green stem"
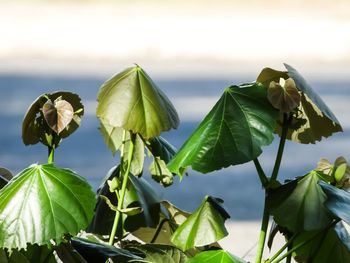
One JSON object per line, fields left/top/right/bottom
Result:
{"left": 255, "top": 198, "right": 269, "bottom": 263}
{"left": 48, "top": 146, "right": 55, "bottom": 164}
{"left": 254, "top": 158, "right": 269, "bottom": 188}
{"left": 264, "top": 233, "right": 297, "bottom": 263}
{"left": 108, "top": 132, "right": 135, "bottom": 245}
{"left": 270, "top": 113, "right": 289, "bottom": 182}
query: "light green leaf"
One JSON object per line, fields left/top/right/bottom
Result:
{"left": 149, "top": 157, "right": 174, "bottom": 187}
{"left": 170, "top": 196, "right": 230, "bottom": 251}
{"left": 99, "top": 121, "right": 124, "bottom": 156}
{"left": 96, "top": 65, "right": 179, "bottom": 139}
{"left": 292, "top": 222, "right": 350, "bottom": 263}
{"left": 267, "top": 171, "right": 333, "bottom": 232}
{"left": 187, "top": 250, "right": 246, "bottom": 263}
{"left": 168, "top": 83, "right": 278, "bottom": 175}
{"left": 0, "top": 164, "right": 96, "bottom": 250}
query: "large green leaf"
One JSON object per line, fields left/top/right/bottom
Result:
{"left": 170, "top": 196, "right": 230, "bottom": 251}
{"left": 96, "top": 65, "right": 179, "bottom": 139}
{"left": 88, "top": 166, "right": 161, "bottom": 236}
{"left": 0, "top": 164, "right": 96, "bottom": 250}
{"left": 125, "top": 243, "right": 189, "bottom": 263}
{"left": 257, "top": 65, "right": 342, "bottom": 143}
{"left": 292, "top": 222, "right": 350, "bottom": 263}
{"left": 22, "top": 91, "right": 84, "bottom": 146}
{"left": 168, "top": 83, "right": 278, "bottom": 175}
{"left": 320, "top": 181, "right": 350, "bottom": 225}
{"left": 267, "top": 171, "right": 334, "bottom": 232}
{"left": 187, "top": 250, "right": 246, "bottom": 263}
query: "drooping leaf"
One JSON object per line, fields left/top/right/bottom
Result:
{"left": 125, "top": 133, "right": 145, "bottom": 177}
{"left": 22, "top": 91, "right": 84, "bottom": 146}
{"left": 168, "top": 83, "right": 278, "bottom": 175}
{"left": 319, "top": 181, "right": 350, "bottom": 225}
{"left": 267, "top": 171, "right": 334, "bottom": 232}
{"left": 149, "top": 157, "right": 174, "bottom": 187}
{"left": 99, "top": 121, "right": 124, "bottom": 156}
{"left": 96, "top": 65, "right": 179, "bottom": 139}
{"left": 125, "top": 243, "right": 189, "bottom": 263}
{"left": 146, "top": 136, "right": 177, "bottom": 163}
{"left": 0, "top": 164, "right": 96, "bottom": 250}
{"left": 71, "top": 237, "right": 142, "bottom": 263}
{"left": 88, "top": 166, "right": 161, "bottom": 236}
{"left": 292, "top": 222, "right": 350, "bottom": 263}
{"left": 0, "top": 167, "right": 12, "bottom": 189}
{"left": 171, "top": 196, "right": 230, "bottom": 251}
{"left": 187, "top": 250, "right": 246, "bottom": 263}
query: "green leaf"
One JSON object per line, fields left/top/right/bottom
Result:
{"left": 149, "top": 157, "right": 174, "bottom": 187}
{"left": 319, "top": 181, "right": 350, "bottom": 225}
{"left": 99, "top": 121, "right": 124, "bottom": 156}
{"left": 0, "top": 167, "right": 12, "bottom": 189}
{"left": 267, "top": 171, "right": 333, "bottom": 232}
{"left": 146, "top": 137, "right": 177, "bottom": 163}
{"left": 88, "top": 166, "right": 161, "bottom": 236}
{"left": 126, "top": 243, "right": 188, "bottom": 263}
{"left": 22, "top": 91, "right": 84, "bottom": 146}
{"left": 187, "top": 250, "right": 246, "bottom": 263}
{"left": 55, "top": 242, "right": 88, "bottom": 263}
{"left": 3, "top": 244, "right": 57, "bottom": 263}
{"left": 168, "top": 83, "right": 278, "bottom": 175}
{"left": 292, "top": 222, "right": 350, "bottom": 263}
{"left": 0, "top": 164, "right": 96, "bottom": 250}
{"left": 96, "top": 65, "right": 179, "bottom": 139}
{"left": 170, "top": 196, "right": 230, "bottom": 251}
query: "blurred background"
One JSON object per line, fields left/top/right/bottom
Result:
{"left": 1, "top": 0, "right": 350, "bottom": 220}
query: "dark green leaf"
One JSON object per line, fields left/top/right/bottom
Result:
{"left": 293, "top": 222, "right": 350, "bottom": 263}
{"left": 187, "top": 250, "right": 246, "bottom": 263}
{"left": 168, "top": 83, "right": 278, "bottom": 175}
{"left": 0, "top": 164, "right": 96, "bottom": 250}
{"left": 267, "top": 171, "right": 333, "bottom": 232}
{"left": 126, "top": 243, "right": 188, "bottom": 263}
{"left": 4, "top": 244, "right": 57, "bottom": 263}
{"left": 96, "top": 65, "right": 179, "bottom": 139}
{"left": 0, "top": 167, "right": 12, "bottom": 189}
{"left": 55, "top": 242, "right": 88, "bottom": 263}
{"left": 22, "top": 91, "right": 84, "bottom": 146}
{"left": 149, "top": 157, "right": 174, "bottom": 187}
{"left": 320, "top": 181, "right": 350, "bottom": 225}
{"left": 171, "top": 196, "right": 230, "bottom": 251}
{"left": 146, "top": 137, "right": 177, "bottom": 163}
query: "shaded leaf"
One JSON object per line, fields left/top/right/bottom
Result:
{"left": 126, "top": 243, "right": 188, "bottom": 263}
{"left": 187, "top": 250, "right": 246, "bottom": 263}
{"left": 0, "top": 167, "right": 12, "bottom": 189}
{"left": 293, "top": 222, "right": 350, "bottom": 263}
{"left": 55, "top": 242, "right": 87, "bottom": 263}
{"left": 267, "top": 171, "right": 333, "bottom": 232}
{"left": 146, "top": 137, "right": 177, "bottom": 163}
{"left": 171, "top": 196, "right": 230, "bottom": 251}
{"left": 96, "top": 65, "right": 179, "bottom": 139}
{"left": 168, "top": 83, "right": 278, "bottom": 175}
{"left": 149, "top": 157, "right": 174, "bottom": 187}
{"left": 320, "top": 181, "right": 350, "bottom": 225}
{"left": 22, "top": 91, "right": 84, "bottom": 146}
{"left": 0, "top": 164, "right": 96, "bottom": 250}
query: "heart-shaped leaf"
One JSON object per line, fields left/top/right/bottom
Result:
{"left": 168, "top": 83, "right": 278, "bottom": 175}
{"left": 96, "top": 65, "right": 179, "bottom": 139}
{"left": 187, "top": 250, "right": 246, "bottom": 263}
{"left": 267, "top": 171, "right": 334, "bottom": 232}
{"left": 171, "top": 196, "right": 230, "bottom": 251}
{"left": 42, "top": 98, "right": 74, "bottom": 134}
{"left": 0, "top": 164, "right": 96, "bottom": 250}
{"left": 22, "top": 91, "right": 84, "bottom": 146}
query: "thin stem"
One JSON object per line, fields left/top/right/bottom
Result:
{"left": 253, "top": 158, "right": 269, "bottom": 188}
{"left": 255, "top": 198, "right": 269, "bottom": 263}
{"left": 270, "top": 113, "right": 289, "bottom": 182}
{"left": 264, "top": 233, "right": 297, "bottom": 263}
{"left": 48, "top": 146, "right": 55, "bottom": 164}
{"left": 150, "top": 219, "right": 169, "bottom": 243}
{"left": 108, "top": 132, "right": 135, "bottom": 245}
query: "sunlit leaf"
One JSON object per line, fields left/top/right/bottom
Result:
{"left": 125, "top": 243, "right": 188, "bottom": 263}
{"left": 187, "top": 250, "right": 246, "bottom": 263}
{"left": 0, "top": 164, "right": 96, "bottom": 250}
{"left": 293, "top": 222, "right": 350, "bottom": 263}
{"left": 96, "top": 65, "right": 179, "bottom": 139}
{"left": 267, "top": 171, "right": 333, "bottom": 232}
{"left": 168, "top": 83, "right": 278, "bottom": 175}
{"left": 171, "top": 196, "right": 230, "bottom": 251}
{"left": 98, "top": 121, "right": 124, "bottom": 156}
{"left": 22, "top": 91, "right": 84, "bottom": 146}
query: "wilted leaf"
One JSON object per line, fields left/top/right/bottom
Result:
{"left": 0, "top": 164, "right": 96, "bottom": 250}
{"left": 149, "top": 157, "right": 174, "bottom": 187}
{"left": 146, "top": 137, "right": 177, "bottom": 163}
{"left": 168, "top": 83, "right": 278, "bottom": 175}
{"left": 96, "top": 65, "right": 179, "bottom": 139}
{"left": 171, "top": 196, "right": 230, "bottom": 251}
{"left": 187, "top": 250, "right": 246, "bottom": 263}
{"left": 267, "top": 171, "right": 334, "bottom": 232}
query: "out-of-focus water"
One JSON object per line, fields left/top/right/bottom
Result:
{"left": 0, "top": 74, "right": 349, "bottom": 220}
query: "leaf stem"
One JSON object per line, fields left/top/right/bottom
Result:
{"left": 255, "top": 198, "right": 269, "bottom": 263}
{"left": 264, "top": 233, "right": 297, "bottom": 263}
{"left": 108, "top": 131, "right": 135, "bottom": 245}
{"left": 48, "top": 146, "right": 55, "bottom": 164}
{"left": 253, "top": 158, "right": 269, "bottom": 188}
{"left": 270, "top": 113, "right": 289, "bottom": 182}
